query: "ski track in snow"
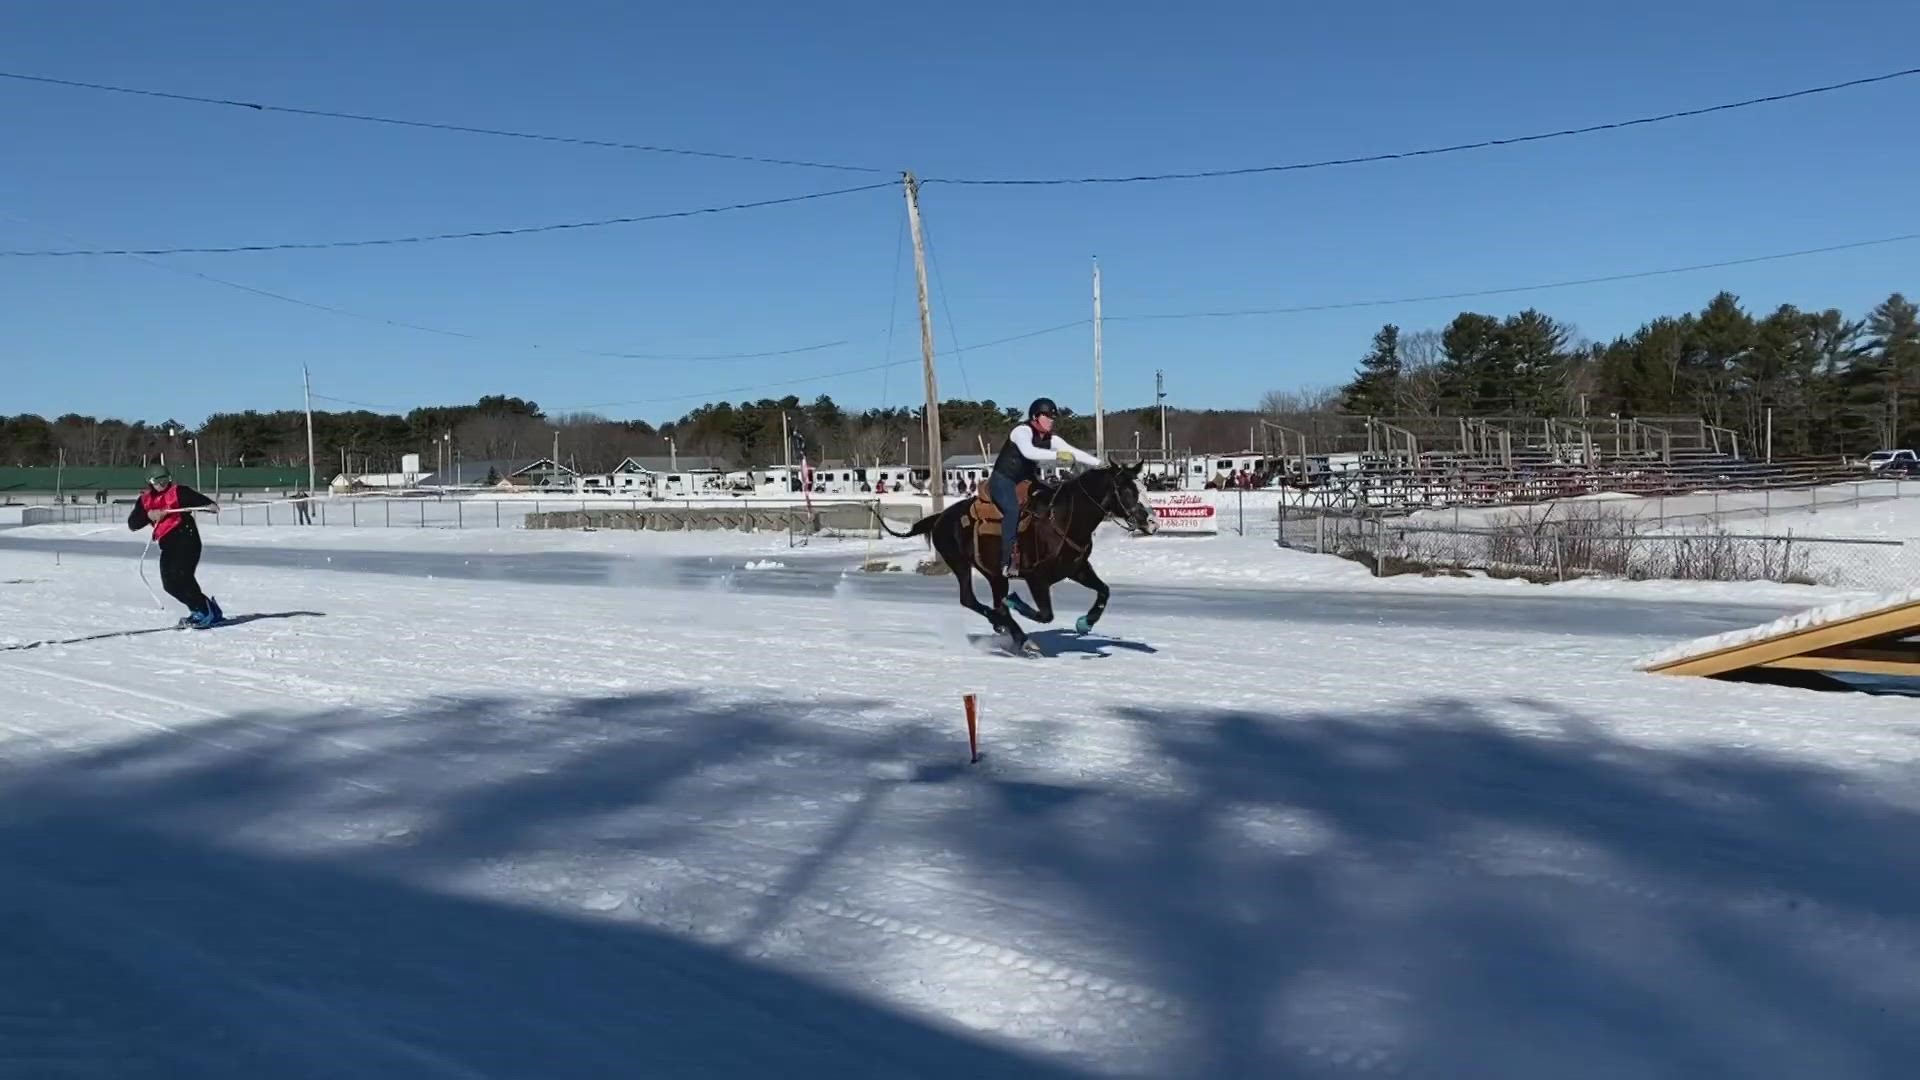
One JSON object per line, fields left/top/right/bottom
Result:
{"left": 3, "top": 528, "right": 1920, "bottom": 1078}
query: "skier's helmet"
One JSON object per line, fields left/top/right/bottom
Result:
{"left": 1028, "top": 397, "right": 1058, "bottom": 420}
{"left": 147, "top": 466, "right": 171, "bottom": 486}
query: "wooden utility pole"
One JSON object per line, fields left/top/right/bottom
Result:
{"left": 1092, "top": 257, "right": 1105, "bottom": 460}
{"left": 302, "top": 364, "right": 317, "bottom": 493}
{"left": 903, "top": 171, "right": 945, "bottom": 512}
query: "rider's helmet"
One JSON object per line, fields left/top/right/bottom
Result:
{"left": 1028, "top": 397, "right": 1058, "bottom": 420}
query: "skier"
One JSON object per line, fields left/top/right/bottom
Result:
{"left": 988, "top": 397, "right": 1101, "bottom": 577}
{"left": 127, "top": 466, "right": 224, "bottom": 627}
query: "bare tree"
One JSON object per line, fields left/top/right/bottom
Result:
{"left": 1259, "top": 385, "right": 1340, "bottom": 416}
{"left": 1395, "top": 329, "right": 1447, "bottom": 415}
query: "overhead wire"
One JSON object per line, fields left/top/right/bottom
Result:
{"left": 0, "top": 206, "right": 861, "bottom": 362}
{"left": 545, "top": 321, "right": 1093, "bottom": 414}
{"left": 309, "top": 392, "right": 408, "bottom": 412}
{"left": 924, "top": 66, "right": 1920, "bottom": 185}
{"left": 7, "top": 65, "right": 1913, "bottom": 198}
{"left": 0, "top": 69, "right": 887, "bottom": 174}
{"left": 1110, "top": 231, "right": 1920, "bottom": 321}
{"left": 563, "top": 227, "right": 1920, "bottom": 411}
{"left": 920, "top": 218, "right": 975, "bottom": 399}
{"left": 0, "top": 182, "right": 897, "bottom": 257}
{"left": 879, "top": 207, "right": 907, "bottom": 408}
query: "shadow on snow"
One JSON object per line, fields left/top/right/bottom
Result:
{"left": 0, "top": 611, "right": 327, "bottom": 652}
{"left": 2, "top": 687, "right": 1919, "bottom": 1077}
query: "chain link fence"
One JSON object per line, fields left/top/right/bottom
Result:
{"left": 1399, "top": 479, "right": 1911, "bottom": 532}
{"left": 1278, "top": 507, "right": 1914, "bottom": 593}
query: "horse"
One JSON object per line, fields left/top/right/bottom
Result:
{"left": 875, "top": 462, "right": 1158, "bottom": 655}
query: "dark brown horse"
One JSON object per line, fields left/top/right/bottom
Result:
{"left": 876, "top": 462, "right": 1157, "bottom": 655}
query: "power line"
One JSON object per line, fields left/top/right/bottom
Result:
{"left": 0, "top": 209, "right": 858, "bottom": 362}
{"left": 546, "top": 321, "right": 1092, "bottom": 413}
{"left": 0, "top": 182, "right": 896, "bottom": 257}
{"left": 925, "top": 66, "right": 1920, "bottom": 186}
{"left": 0, "top": 69, "right": 886, "bottom": 174}
{"left": 1112, "top": 231, "right": 1920, "bottom": 321}
{"left": 14, "top": 66, "right": 1912, "bottom": 195}
{"left": 920, "top": 220, "right": 975, "bottom": 399}
{"left": 309, "top": 392, "right": 404, "bottom": 412}
{"left": 555, "top": 359, "right": 911, "bottom": 412}
{"left": 108, "top": 228, "right": 1920, "bottom": 417}
{"left": 879, "top": 211, "right": 907, "bottom": 408}
{"left": 164, "top": 257, "right": 858, "bottom": 360}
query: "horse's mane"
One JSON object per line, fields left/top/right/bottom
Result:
{"left": 1031, "top": 464, "right": 1120, "bottom": 510}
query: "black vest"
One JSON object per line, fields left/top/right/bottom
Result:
{"left": 992, "top": 422, "right": 1051, "bottom": 483}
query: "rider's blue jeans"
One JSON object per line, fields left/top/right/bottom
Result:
{"left": 988, "top": 471, "right": 1022, "bottom": 573}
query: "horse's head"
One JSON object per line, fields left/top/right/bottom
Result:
{"left": 1092, "top": 460, "right": 1156, "bottom": 535}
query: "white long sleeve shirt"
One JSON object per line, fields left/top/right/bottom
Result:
{"left": 1008, "top": 423, "right": 1101, "bottom": 468}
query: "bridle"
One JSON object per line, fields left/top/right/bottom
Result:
{"left": 1054, "top": 470, "right": 1151, "bottom": 546}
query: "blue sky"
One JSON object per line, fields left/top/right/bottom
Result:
{"left": 3, "top": 0, "right": 1916, "bottom": 427}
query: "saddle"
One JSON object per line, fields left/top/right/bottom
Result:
{"left": 968, "top": 480, "right": 1032, "bottom": 539}
{"left": 969, "top": 480, "right": 1067, "bottom": 575}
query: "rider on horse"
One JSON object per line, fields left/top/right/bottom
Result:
{"left": 989, "top": 397, "right": 1101, "bottom": 577}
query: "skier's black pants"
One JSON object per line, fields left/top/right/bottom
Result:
{"left": 159, "top": 532, "right": 210, "bottom": 615}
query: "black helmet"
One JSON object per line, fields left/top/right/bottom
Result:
{"left": 1028, "top": 397, "right": 1058, "bottom": 419}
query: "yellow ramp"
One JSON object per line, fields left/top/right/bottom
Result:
{"left": 1641, "top": 587, "right": 1920, "bottom": 683}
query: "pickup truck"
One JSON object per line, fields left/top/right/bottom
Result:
{"left": 1861, "top": 448, "right": 1919, "bottom": 473}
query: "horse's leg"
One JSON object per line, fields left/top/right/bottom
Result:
{"left": 984, "top": 570, "right": 1035, "bottom": 653}
{"left": 946, "top": 522, "right": 1003, "bottom": 633}
{"left": 1065, "top": 562, "right": 1111, "bottom": 634}
{"left": 1009, "top": 575, "right": 1056, "bottom": 624}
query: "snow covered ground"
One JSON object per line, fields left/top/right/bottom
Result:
{"left": 3, "top": 523, "right": 1920, "bottom": 1078}
{"left": 6, "top": 519, "right": 1875, "bottom": 606}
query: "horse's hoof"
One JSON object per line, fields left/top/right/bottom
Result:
{"left": 1074, "top": 616, "right": 1092, "bottom": 635}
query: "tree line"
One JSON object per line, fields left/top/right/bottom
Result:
{"left": 21, "top": 286, "right": 1902, "bottom": 472}
{"left": 1335, "top": 291, "right": 1919, "bottom": 456}
{"left": 1, "top": 392, "right": 1237, "bottom": 473}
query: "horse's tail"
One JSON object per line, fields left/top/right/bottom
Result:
{"left": 872, "top": 505, "right": 939, "bottom": 541}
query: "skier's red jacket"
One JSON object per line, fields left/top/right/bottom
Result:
{"left": 128, "top": 482, "right": 215, "bottom": 543}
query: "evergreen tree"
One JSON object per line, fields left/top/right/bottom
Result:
{"left": 1866, "top": 294, "right": 1920, "bottom": 445}
{"left": 1501, "top": 309, "right": 1571, "bottom": 415}
{"left": 1438, "top": 313, "right": 1505, "bottom": 412}
{"left": 1340, "top": 324, "right": 1403, "bottom": 415}
{"left": 1684, "top": 292, "right": 1756, "bottom": 428}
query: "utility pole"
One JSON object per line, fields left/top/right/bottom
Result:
{"left": 781, "top": 411, "right": 792, "bottom": 491}
{"left": 1092, "top": 257, "right": 1105, "bottom": 460}
{"left": 552, "top": 429, "right": 560, "bottom": 489}
{"left": 903, "top": 171, "right": 945, "bottom": 512}
{"left": 302, "top": 365, "right": 317, "bottom": 493}
{"left": 1155, "top": 369, "right": 1168, "bottom": 458}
